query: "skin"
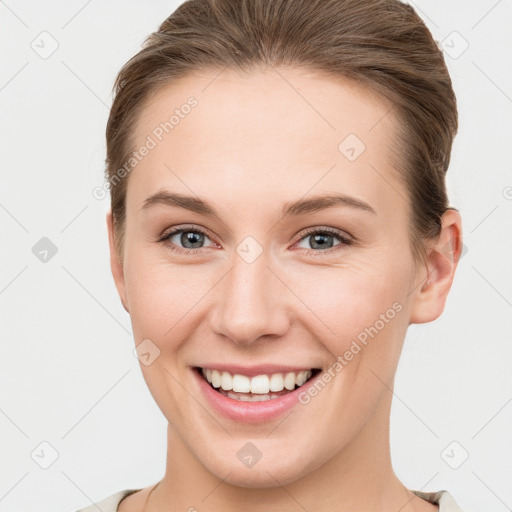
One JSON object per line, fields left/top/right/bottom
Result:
{"left": 108, "top": 67, "right": 463, "bottom": 512}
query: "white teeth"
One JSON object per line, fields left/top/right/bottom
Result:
{"left": 296, "top": 370, "right": 307, "bottom": 386}
{"left": 211, "top": 369, "right": 221, "bottom": 388}
{"left": 232, "top": 374, "right": 251, "bottom": 393}
{"left": 250, "top": 375, "right": 270, "bottom": 394}
{"left": 201, "top": 368, "right": 314, "bottom": 394}
{"left": 212, "top": 370, "right": 220, "bottom": 388}
{"left": 221, "top": 389, "right": 284, "bottom": 401}
{"left": 220, "top": 371, "right": 232, "bottom": 391}
{"left": 284, "top": 372, "right": 296, "bottom": 390}
{"left": 269, "top": 373, "right": 284, "bottom": 392}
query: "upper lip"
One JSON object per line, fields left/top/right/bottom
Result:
{"left": 194, "top": 364, "right": 321, "bottom": 377}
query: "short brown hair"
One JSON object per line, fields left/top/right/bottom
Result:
{"left": 105, "top": 0, "right": 458, "bottom": 264}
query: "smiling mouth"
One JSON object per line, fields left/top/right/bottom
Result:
{"left": 194, "top": 367, "right": 322, "bottom": 402}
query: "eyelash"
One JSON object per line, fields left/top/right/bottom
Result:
{"left": 158, "top": 224, "right": 353, "bottom": 257}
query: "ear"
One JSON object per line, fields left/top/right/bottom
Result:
{"left": 106, "top": 210, "right": 129, "bottom": 313}
{"left": 409, "top": 208, "right": 463, "bottom": 324}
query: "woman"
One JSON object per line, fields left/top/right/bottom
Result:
{"left": 78, "top": 0, "right": 466, "bottom": 510}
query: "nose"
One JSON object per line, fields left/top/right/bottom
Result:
{"left": 209, "top": 249, "right": 290, "bottom": 346}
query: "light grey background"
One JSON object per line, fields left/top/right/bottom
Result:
{"left": 1, "top": 1, "right": 511, "bottom": 511}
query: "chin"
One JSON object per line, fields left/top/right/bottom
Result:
{"left": 214, "top": 464, "right": 305, "bottom": 489}
{"left": 197, "top": 444, "right": 325, "bottom": 489}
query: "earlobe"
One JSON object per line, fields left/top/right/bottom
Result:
{"left": 409, "top": 209, "right": 463, "bottom": 324}
{"left": 106, "top": 210, "right": 130, "bottom": 314}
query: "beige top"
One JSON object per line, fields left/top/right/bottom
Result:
{"left": 73, "top": 488, "right": 467, "bottom": 511}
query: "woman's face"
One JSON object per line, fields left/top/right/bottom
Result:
{"left": 109, "top": 67, "right": 432, "bottom": 487}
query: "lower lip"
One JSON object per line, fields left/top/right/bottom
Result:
{"left": 192, "top": 368, "right": 320, "bottom": 424}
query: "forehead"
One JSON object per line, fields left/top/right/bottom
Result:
{"left": 127, "top": 67, "right": 404, "bottom": 219}
{"left": 134, "top": 66, "right": 395, "bottom": 152}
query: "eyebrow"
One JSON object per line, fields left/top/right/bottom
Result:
{"left": 141, "top": 191, "right": 376, "bottom": 217}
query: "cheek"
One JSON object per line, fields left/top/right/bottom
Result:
{"left": 123, "top": 252, "right": 218, "bottom": 348}
{"left": 125, "top": 250, "right": 200, "bottom": 332}
{"left": 299, "top": 264, "right": 407, "bottom": 335}
{"left": 123, "top": 257, "right": 207, "bottom": 419}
